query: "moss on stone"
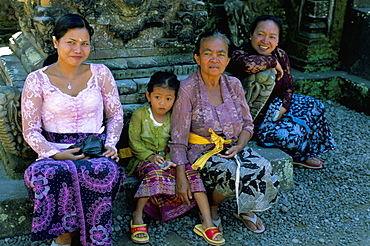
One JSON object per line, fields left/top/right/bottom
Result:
{"left": 294, "top": 77, "right": 345, "bottom": 101}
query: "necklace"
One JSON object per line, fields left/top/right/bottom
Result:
{"left": 56, "top": 64, "right": 80, "bottom": 90}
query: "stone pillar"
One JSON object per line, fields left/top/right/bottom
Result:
{"left": 288, "top": 0, "right": 340, "bottom": 72}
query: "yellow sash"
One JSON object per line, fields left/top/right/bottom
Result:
{"left": 189, "top": 128, "right": 232, "bottom": 170}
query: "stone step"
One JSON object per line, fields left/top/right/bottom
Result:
{"left": 0, "top": 143, "right": 293, "bottom": 239}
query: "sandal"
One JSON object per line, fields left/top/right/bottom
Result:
{"left": 293, "top": 158, "right": 323, "bottom": 169}
{"left": 193, "top": 224, "right": 225, "bottom": 245}
{"left": 130, "top": 220, "right": 149, "bottom": 244}
{"left": 233, "top": 212, "right": 265, "bottom": 233}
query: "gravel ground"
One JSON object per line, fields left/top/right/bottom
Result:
{"left": 1, "top": 100, "right": 369, "bottom": 246}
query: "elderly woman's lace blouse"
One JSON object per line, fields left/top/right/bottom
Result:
{"left": 21, "top": 63, "right": 123, "bottom": 159}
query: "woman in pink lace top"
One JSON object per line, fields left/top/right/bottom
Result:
{"left": 21, "top": 14, "right": 124, "bottom": 246}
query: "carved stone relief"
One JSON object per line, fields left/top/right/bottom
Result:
{"left": 18, "top": 0, "right": 207, "bottom": 56}
{"left": 241, "top": 69, "right": 276, "bottom": 119}
{"left": 224, "top": 0, "right": 284, "bottom": 47}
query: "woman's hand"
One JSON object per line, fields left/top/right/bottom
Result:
{"left": 175, "top": 165, "right": 192, "bottom": 205}
{"left": 218, "top": 130, "right": 251, "bottom": 159}
{"left": 103, "top": 146, "right": 119, "bottom": 162}
{"left": 51, "top": 148, "right": 86, "bottom": 160}
{"left": 276, "top": 107, "right": 287, "bottom": 120}
{"left": 217, "top": 145, "right": 243, "bottom": 159}
{"left": 275, "top": 61, "right": 284, "bottom": 80}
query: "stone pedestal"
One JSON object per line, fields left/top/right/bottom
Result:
{"left": 288, "top": 0, "right": 340, "bottom": 72}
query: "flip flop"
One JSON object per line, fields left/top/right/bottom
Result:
{"left": 130, "top": 220, "right": 149, "bottom": 244}
{"left": 233, "top": 212, "right": 265, "bottom": 233}
{"left": 193, "top": 224, "right": 225, "bottom": 245}
{"left": 293, "top": 158, "right": 323, "bottom": 169}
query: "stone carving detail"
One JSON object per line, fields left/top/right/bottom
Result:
{"left": 224, "top": 0, "right": 284, "bottom": 47}
{"left": 0, "top": 86, "right": 37, "bottom": 178}
{"left": 159, "top": 1, "right": 207, "bottom": 47}
{"left": 32, "top": 6, "right": 69, "bottom": 54}
{"left": 23, "top": 0, "right": 207, "bottom": 52}
{"left": 241, "top": 69, "right": 276, "bottom": 119}
{"left": 109, "top": 2, "right": 172, "bottom": 42}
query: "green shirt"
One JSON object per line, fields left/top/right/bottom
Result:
{"left": 126, "top": 104, "right": 171, "bottom": 176}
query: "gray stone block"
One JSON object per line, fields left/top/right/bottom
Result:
{"left": 0, "top": 164, "right": 33, "bottom": 239}
{"left": 119, "top": 93, "right": 146, "bottom": 105}
{"left": 132, "top": 77, "right": 150, "bottom": 93}
{"left": 248, "top": 141, "right": 294, "bottom": 191}
{"left": 116, "top": 79, "right": 137, "bottom": 95}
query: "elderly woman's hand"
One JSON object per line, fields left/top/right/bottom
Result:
{"left": 175, "top": 165, "right": 192, "bottom": 205}
{"left": 217, "top": 145, "right": 243, "bottom": 159}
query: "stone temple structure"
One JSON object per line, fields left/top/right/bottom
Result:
{"left": 0, "top": 0, "right": 279, "bottom": 180}
{"left": 0, "top": 0, "right": 210, "bottom": 179}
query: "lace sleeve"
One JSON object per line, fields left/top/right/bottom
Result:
{"left": 99, "top": 65, "right": 124, "bottom": 151}
{"left": 277, "top": 49, "right": 293, "bottom": 110}
{"left": 231, "top": 44, "right": 278, "bottom": 74}
{"left": 21, "top": 71, "right": 60, "bottom": 158}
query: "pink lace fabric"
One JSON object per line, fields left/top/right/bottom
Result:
{"left": 21, "top": 63, "right": 123, "bottom": 159}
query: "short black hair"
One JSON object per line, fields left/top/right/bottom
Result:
{"left": 147, "top": 71, "right": 180, "bottom": 97}
{"left": 249, "top": 15, "right": 283, "bottom": 40}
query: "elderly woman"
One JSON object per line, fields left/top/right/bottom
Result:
{"left": 169, "top": 30, "right": 279, "bottom": 236}
{"left": 230, "top": 15, "right": 335, "bottom": 169}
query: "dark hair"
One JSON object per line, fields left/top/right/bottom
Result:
{"left": 147, "top": 71, "right": 180, "bottom": 97}
{"left": 43, "top": 14, "right": 94, "bottom": 66}
{"left": 193, "top": 30, "right": 231, "bottom": 57}
{"left": 249, "top": 15, "right": 283, "bottom": 41}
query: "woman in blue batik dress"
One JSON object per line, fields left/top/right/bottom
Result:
{"left": 230, "top": 15, "right": 335, "bottom": 169}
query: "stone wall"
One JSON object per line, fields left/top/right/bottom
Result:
{"left": 0, "top": 1, "right": 19, "bottom": 45}
{"left": 7, "top": 0, "right": 207, "bottom": 77}
{"left": 339, "top": 1, "right": 370, "bottom": 80}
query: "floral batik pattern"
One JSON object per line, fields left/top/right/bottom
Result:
{"left": 24, "top": 157, "right": 125, "bottom": 246}
{"left": 199, "top": 147, "right": 279, "bottom": 213}
{"left": 257, "top": 94, "right": 335, "bottom": 162}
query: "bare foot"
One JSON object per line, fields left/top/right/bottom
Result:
{"left": 55, "top": 231, "right": 76, "bottom": 245}
{"left": 132, "top": 211, "right": 146, "bottom": 238}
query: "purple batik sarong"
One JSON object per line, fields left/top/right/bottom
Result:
{"left": 134, "top": 162, "right": 205, "bottom": 223}
{"left": 24, "top": 132, "right": 125, "bottom": 246}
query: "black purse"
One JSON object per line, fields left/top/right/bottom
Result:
{"left": 69, "top": 135, "right": 105, "bottom": 158}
